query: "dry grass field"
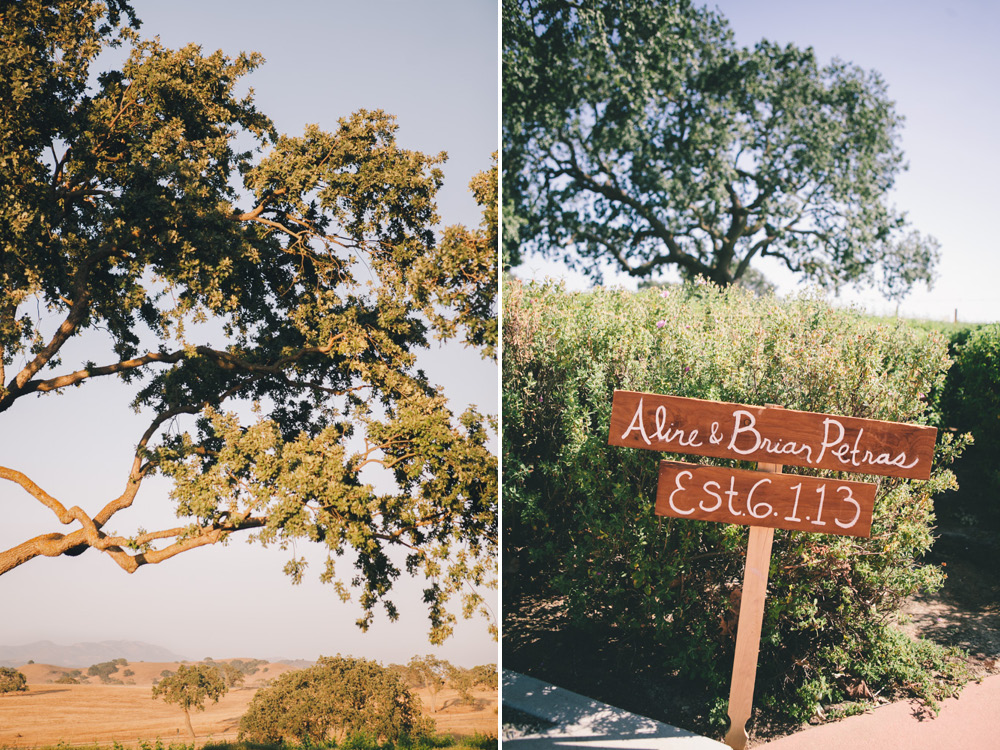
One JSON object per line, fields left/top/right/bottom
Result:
{"left": 0, "top": 661, "right": 498, "bottom": 747}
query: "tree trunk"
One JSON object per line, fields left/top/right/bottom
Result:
{"left": 183, "top": 707, "right": 195, "bottom": 741}
{"left": 425, "top": 678, "right": 437, "bottom": 713}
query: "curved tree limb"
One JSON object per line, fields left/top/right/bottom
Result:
{"left": 0, "top": 516, "right": 266, "bottom": 577}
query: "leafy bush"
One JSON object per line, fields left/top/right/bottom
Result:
{"left": 340, "top": 732, "right": 379, "bottom": 750}
{"left": 503, "top": 280, "right": 970, "bottom": 725}
{"left": 939, "top": 323, "right": 1000, "bottom": 523}
{"left": 87, "top": 661, "right": 121, "bottom": 682}
{"left": 227, "top": 658, "right": 267, "bottom": 677}
{"left": 238, "top": 655, "right": 431, "bottom": 744}
{"left": 471, "top": 664, "right": 497, "bottom": 689}
{"left": 208, "top": 662, "right": 247, "bottom": 689}
{"left": 453, "top": 734, "right": 497, "bottom": 750}
{"left": 196, "top": 734, "right": 496, "bottom": 750}
{"left": 444, "top": 662, "right": 496, "bottom": 707}
{"left": 56, "top": 669, "right": 84, "bottom": 685}
{"left": 0, "top": 667, "right": 27, "bottom": 693}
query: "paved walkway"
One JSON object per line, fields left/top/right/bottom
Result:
{"left": 503, "top": 670, "right": 727, "bottom": 748}
{"left": 503, "top": 670, "right": 1000, "bottom": 749}
{"left": 758, "top": 672, "right": 1000, "bottom": 749}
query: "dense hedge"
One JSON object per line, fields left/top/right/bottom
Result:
{"left": 938, "top": 323, "right": 1000, "bottom": 523}
{"left": 503, "top": 280, "right": 970, "bottom": 726}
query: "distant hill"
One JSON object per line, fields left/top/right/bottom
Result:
{"left": 19, "top": 658, "right": 296, "bottom": 687}
{"left": 0, "top": 640, "right": 187, "bottom": 668}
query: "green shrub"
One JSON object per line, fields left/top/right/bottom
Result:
{"left": 503, "top": 280, "right": 970, "bottom": 726}
{"left": 470, "top": 664, "right": 497, "bottom": 690}
{"left": 939, "top": 323, "right": 1000, "bottom": 523}
{"left": 0, "top": 666, "right": 27, "bottom": 693}
{"left": 238, "top": 656, "right": 431, "bottom": 744}
{"left": 454, "top": 733, "right": 497, "bottom": 750}
{"left": 340, "top": 732, "right": 379, "bottom": 750}
{"left": 227, "top": 658, "right": 267, "bottom": 677}
{"left": 87, "top": 661, "right": 120, "bottom": 682}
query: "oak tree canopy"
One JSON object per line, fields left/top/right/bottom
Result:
{"left": 238, "top": 656, "right": 427, "bottom": 744}
{"left": 0, "top": 1, "right": 497, "bottom": 643}
{"left": 503, "top": 0, "right": 938, "bottom": 298}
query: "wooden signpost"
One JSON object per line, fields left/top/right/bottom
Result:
{"left": 607, "top": 390, "right": 937, "bottom": 750}
{"left": 656, "top": 460, "right": 878, "bottom": 537}
{"left": 609, "top": 390, "right": 936, "bottom": 479}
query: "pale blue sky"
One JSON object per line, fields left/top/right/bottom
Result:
{"left": 515, "top": 0, "right": 1000, "bottom": 323}
{"left": 0, "top": 0, "right": 497, "bottom": 667}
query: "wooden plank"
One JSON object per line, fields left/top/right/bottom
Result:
{"left": 725, "top": 512, "right": 777, "bottom": 750}
{"left": 655, "top": 460, "right": 876, "bottom": 538}
{"left": 608, "top": 390, "right": 936, "bottom": 479}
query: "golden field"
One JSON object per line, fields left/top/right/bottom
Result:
{"left": 0, "top": 661, "right": 498, "bottom": 746}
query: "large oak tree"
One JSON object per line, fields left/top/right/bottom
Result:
{"left": 239, "top": 656, "right": 427, "bottom": 744}
{"left": 0, "top": 1, "right": 496, "bottom": 643}
{"left": 503, "top": 0, "right": 938, "bottom": 298}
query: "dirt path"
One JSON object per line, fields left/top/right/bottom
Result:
{"left": 898, "top": 527, "right": 1000, "bottom": 675}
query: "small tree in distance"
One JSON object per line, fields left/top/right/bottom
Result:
{"left": 0, "top": 667, "right": 27, "bottom": 694}
{"left": 471, "top": 663, "right": 497, "bottom": 690}
{"left": 406, "top": 655, "right": 450, "bottom": 713}
{"left": 442, "top": 662, "right": 497, "bottom": 708}
{"left": 152, "top": 664, "right": 228, "bottom": 741}
{"left": 228, "top": 658, "right": 266, "bottom": 677}
{"left": 87, "top": 660, "right": 125, "bottom": 683}
{"left": 446, "top": 664, "right": 477, "bottom": 707}
{"left": 212, "top": 661, "right": 246, "bottom": 689}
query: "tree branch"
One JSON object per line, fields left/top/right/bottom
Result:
{"left": 0, "top": 453, "right": 266, "bottom": 576}
{"left": 15, "top": 349, "right": 185, "bottom": 397}
{"left": 7, "top": 334, "right": 353, "bottom": 409}
{"left": 0, "top": 245, "right": 127, "bottom": 413}
{"left": 4, "top": 288, "right": 91, "bottom": 406}
{"left": 0, "top": 465, "right": 78, "bottom": 525}
{"left": 0, "top": 516, "right": 266, "bottom": 577}
{"left": 234, "top": 187, "right": 287, "bottom": 222}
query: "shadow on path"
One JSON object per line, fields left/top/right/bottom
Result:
{"left": 503, "top": 670, "right": 727, "bottom": 749}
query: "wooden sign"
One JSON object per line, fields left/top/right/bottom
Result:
{"left": 607, "top": 391, "right": 938, "bottom": 750}
{"left": 656, "top": 461, "right": 876, "bottom": 537}
{"left": 609, "top": 390, "right": 937, "bottom": 479}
